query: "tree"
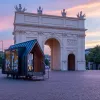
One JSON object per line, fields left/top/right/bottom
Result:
{"left": 85, "top": 54, "right": 89, "bottom": 69}
{"left": 0, "top": 56, "right": 3, "bottom": 68}
{"left": 45, "top": 59, "right": 50, "bottom": 66}
{"left": 87, "top": 45, "right": 100, "bottom": 69}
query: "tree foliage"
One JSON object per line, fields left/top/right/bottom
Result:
{"left": 0, "top": 56, "right": 3, "bottom": 68}
{"left": 45, "top": 59, "right": 50, "bottom": 66}
{"left": 87, "top": 45, "right": 100, "bottom": 64}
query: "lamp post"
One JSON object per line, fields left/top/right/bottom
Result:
{"left": 0, "top": 40, "right": 3, "bottom": 52}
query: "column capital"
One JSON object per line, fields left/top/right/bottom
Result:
{"left": 78, "top": 34, "right": 86, "bottom": 38}
{"left": 13, "top": 30, "right": 26, "bottom": 35}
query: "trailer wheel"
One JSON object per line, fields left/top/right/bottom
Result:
{"left": 12, "top": 75, "right": 15, "bottom": 79}
{"left": 7, "top": 74, "right": 9, "bottom": 78}
{"left": 25, "top": 76, "right": 28, "bottom": 79}
{"left": 29, "top": 76, "right": 32, "bottom": 79}
{"left": 16, "top": 75, "right": 19, "bottom": 79}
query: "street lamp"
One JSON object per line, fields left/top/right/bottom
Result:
{"left": 0, "top": 40, "right": 3, "bottom": 52}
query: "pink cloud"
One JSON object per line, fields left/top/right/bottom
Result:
{"left": 87, "top": 0, "right": 100, "bottom": 4}
{"left": 0, "top": 39, "right": 14, "bottom": 51}
{"left": 86, "top": 40, "right": 100, "bottom": 48}
{"left": 0, "top": 16, "right": 13, "bottom": 31}
{"left": 86, "top": 31, "right": 100, "bottom": 37}
{"left": 67, "top": 2, "right": 100, "bottom": 17}
{"left": 45, "top": 1, "right": 100, "bottom": 18}
{"left": 86, "top": 31, "right": 100, "bottom": 48}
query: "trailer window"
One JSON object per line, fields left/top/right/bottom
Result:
{"left": 11, "top": 49, "right": 18, "bottom": 72}
{"left": 27, "top": 53, "right": 33, "bottom": 72}
{"left": 5, "top": 51, "right": 11, "bottom": 71}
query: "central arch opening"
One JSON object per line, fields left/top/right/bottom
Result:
{"left": 44, "top": 38, "right": 61, "bottom": 70}
{"left": 68, "top": 54, "right": 75, "bottom": 71}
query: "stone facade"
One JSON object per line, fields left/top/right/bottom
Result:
{"left": 13, "top": 11, "right": 86, "bottom": 71}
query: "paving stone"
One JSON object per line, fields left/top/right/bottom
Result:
{"left": 0, "top": 70, "right": 100, "bottom": 100}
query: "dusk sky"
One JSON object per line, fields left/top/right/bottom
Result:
{"left": 0, "top": 0, "right": 100, "bottom": 51}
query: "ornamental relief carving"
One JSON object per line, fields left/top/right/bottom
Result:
{"left": 62, "top": 33, "right": 78, "bottom": 39}
{"left": 25, "top": 31, "right": 38, "bottom": 36}
{"left": 42, "top": 32, "right": 62, "bottom": 37}
{"left": 72, "top": 34, "right": 78, "bottom": 38}
{"left": 42, "top": 32, "right": 48, "bottom": 36}
{"left": 14, "top": 30, "right": 26, "bottom": 34}
{"left": 66, "top": 33, "right": 72, "bottom": 37}
{"left": 67, "top": 39, "right": 77, "bottom": 46}
{"left": 67, "top": 50, "right": 76, "bottom": 56}
{"left": 62, "top": 33, "right": 67, "bottom": 37}
{"left": 50, "top": 32, "right": 55, "bottom": 36}
{"left": 38, "top": 32, "right": 43, "bottom": 36}
{"left": 15, "top": 26, "right": 39, "bottom": 32}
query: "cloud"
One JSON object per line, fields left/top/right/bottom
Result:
{"left": 85, "top": 31, "right": 100, "bottom": 48}
{"left": 88, "top": 0, "right": 100, "bottom": 4}
{"left": 67, "top": 2, "right": 100, "bottom": 18}
{"left": 86, "top": 31, "right": 100, "bottom": 37}
{"left": 0, "top": 39, "right": 14, "bottom": 51}
{"left": 46, "top": 1, "right": 100, "bottom": 18}
{"left": 86, "top": 40, "right": 100, "bottom": 48}
{"left": 0, "top": 16, "right": 13, "bottom": 32}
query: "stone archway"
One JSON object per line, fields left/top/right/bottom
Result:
{"left": 68, "top": 54, "right": 75, "bottom": 71}
{"left": 44, "top": 38, "right": 61, "bottom": 70}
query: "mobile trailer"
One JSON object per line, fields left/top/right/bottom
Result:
{"left": 2, "top": 40, "right": 45, "bottom": 79}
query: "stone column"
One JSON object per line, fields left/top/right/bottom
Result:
{"left": 77, "top": 34, "right": 86, "bottom": 70}
{"left": 61, "top": 47, "right": 67, "bottom": 71}
{"left": 21, "top": 32, "right": 26, "bottom": 42}
{"left": 61, "top": 33, "right": 67, "bottom": 71}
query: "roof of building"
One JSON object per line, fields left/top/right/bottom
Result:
{"left": 8, "top": 39, "right": 43, "bottom": 56}
{"left": 85, "top": 48, "right": 91, "bottom": 51}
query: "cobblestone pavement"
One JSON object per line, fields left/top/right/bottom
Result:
{"left": 1, "top": 70, "right": 100, "bottom": 100}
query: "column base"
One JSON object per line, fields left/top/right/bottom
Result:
{"left": 61, "top": 61, "right": 67, "bottom": 71}
{"left": 77, "top": 61, "right": 86, "bottom": 70}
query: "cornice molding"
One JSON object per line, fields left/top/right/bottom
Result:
{"left": 15, "top": 12, "right": 86, "bottom": 21}
{"left": 14, "top": 23, "right": 87, "bottom": 32}
{"left": 13, "top": 30, "right": 26, "bottom": 35}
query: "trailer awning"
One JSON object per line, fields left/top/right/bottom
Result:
{"left": 9, "top": 39, "right": 39, "bottom": 56}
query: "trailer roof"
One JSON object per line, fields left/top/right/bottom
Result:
{"left": 8, "top": 39, "right": 43, "bottom": 56}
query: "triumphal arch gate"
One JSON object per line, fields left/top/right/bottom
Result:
{"left": 13, "top": 5, "right": 86, "bottom": 71}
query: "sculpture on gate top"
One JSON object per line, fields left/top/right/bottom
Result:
{"left": 77, "top": 11, "right": 86, "bottom": 19}
{"left": 61, "top": 9, "right": 67, "bottom": 17}
{"left": 15, "top": 4, "right": 26, "bottom": 12}
{"left": 37, "top": 6, "right": 43, "bottom": 14}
